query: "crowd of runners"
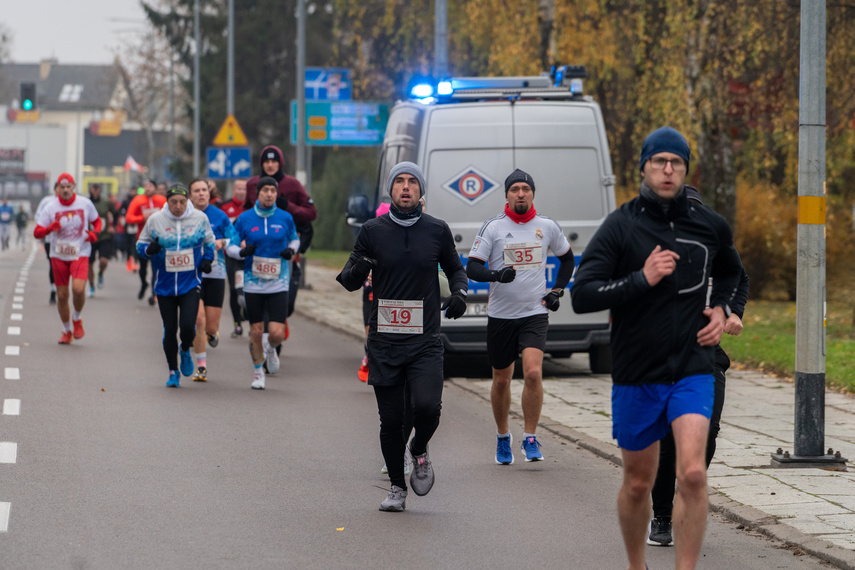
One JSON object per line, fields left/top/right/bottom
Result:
{"left": 16, "top": 127, "right": 749, "bottom": 569}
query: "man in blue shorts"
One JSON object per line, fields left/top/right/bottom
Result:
{"left": 570, "top": 127, "right": 743, "bottom": 570}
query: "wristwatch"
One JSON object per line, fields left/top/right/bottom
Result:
{"left": 551, "top": 288, "right": 564, "bottom": 298}
{"left": 454, "top": 289, "right": 468, "bottom": 298}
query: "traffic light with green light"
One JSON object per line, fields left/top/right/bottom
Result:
{"left": 20, "top": 82, "right": 36, "bottom": 111}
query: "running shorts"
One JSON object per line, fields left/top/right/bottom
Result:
{"left": 244, "top": 290, "right": 288, "bottom": 324}
{"left": 611, "top": 374, "right": 714, "bottom": 451}
{"left": 89, "top": 240, "right": 115, "bottom": 261}
{"left": 51, "top": 257, "right": 90, "bottom": 286}
{"left": 200, "top": 277, "right": 226, "bottom": 308}
{"left": 486, "top": 314, "right": 548, "bottom": 369}
{"left": 365, "top": 336, "right": 444, "bottom": 388}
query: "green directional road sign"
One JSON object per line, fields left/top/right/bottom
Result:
{"left": 291, "top": 101, "right": 389, "bottom": 147}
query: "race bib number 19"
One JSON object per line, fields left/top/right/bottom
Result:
{"left": 165, "top": 248, "right": 195, "bottom": 272}
{"left": 377, "top": 299, "right": 424, "bottom": 334}
{"left": 503, "top": 241, "right": 543, "bottom": 271}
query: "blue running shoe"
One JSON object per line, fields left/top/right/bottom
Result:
{"left": 521, "top": 435, "right": 543, "bottom": 462}
{"left": 166, "top": 370, "right": 180, "bottom": 388}
{"left": 496, "top": 434, "right": 514, "bottom": 465}
{"left": 179, "top": 349, "right": 194, "bottom": 377}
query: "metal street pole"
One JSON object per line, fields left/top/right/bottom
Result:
{"left": 169, "top": 46, "right": 176, "bottom": 162}
{"left": 772, "top": 0, "right": 843, "bottom": 469}
{"left": 193, "top": 0, "right": 201, "bottom": 176}
{"left": 227, "top": 0, "right": 234, "bottom": 116}
{"left": 295, "top": 0, "right": 307, "bottom": 186}
{"left": 434, "top": 0, "right": 448, "bottom": 78}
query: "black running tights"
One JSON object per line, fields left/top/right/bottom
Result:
{"left": 157, "top": 289, "right": 199, "bottom": 371}
{"left": 374, "top": 378, "right": 441, "bottom": 490}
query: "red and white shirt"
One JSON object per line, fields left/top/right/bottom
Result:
{"left": 36, "top": 196, "right": 99, "bottom": 260}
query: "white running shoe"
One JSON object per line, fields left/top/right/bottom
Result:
{"left": 251, "top": 368, "right": 266, "bottom": 390}
{"left": 266, "top": 344, "right": 280, "bottom": 373}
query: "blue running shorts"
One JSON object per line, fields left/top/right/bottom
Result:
{"left": 611, "top": 374, "right": 714, "bottom": 451}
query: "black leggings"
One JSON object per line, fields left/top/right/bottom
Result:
{"left": 651, "top": 356, "right": 727, "bottom": 519}
{"left": 45, "top": 242, "right": 54, "bottom": 285}
{"left": 139, "top": 257, "right": 149, "bottom": 287}
{"left": 374, "top": 377, "right": 442, "bottom": 489}
{"left": 157, "top": 289, "right": 199, "bottom": 371}
{"left": 225, "top": 256, "right": 245, "bottom": 324}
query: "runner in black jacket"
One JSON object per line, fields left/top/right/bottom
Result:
{"left": 337, "top": 161, "right": 468, "bottom": 513}
{"left": 570, "top": 127, "right": 743, "bottom": 570}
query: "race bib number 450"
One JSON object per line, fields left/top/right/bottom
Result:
{"left": 166, "top": 248, "right": 195, "bottom": 272}
{"left": 377, "top": 299, "right": 424, "bottom": 334}
{"left": 503, "top": 241, "right": 543, "bottom": 271}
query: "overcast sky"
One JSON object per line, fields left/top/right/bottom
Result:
{"left": 2, "top": 0, "right": 147, "bottom": 65}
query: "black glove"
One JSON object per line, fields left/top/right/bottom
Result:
{"left": 441, "top": 292, "right": 467, "bottom": 319}
{"left": 494, "top": 267, "right": 516, "bottom": 283}
{"left": 276, "top": 195, "right": 290, "bottom": 212}
{"left": 353, "top": 256, "right": 376, "bottom": 280}
{"left": 280, "top": 248, "right": 294, "bottom": 260}
{"left": 542, "top": 290, "right": 561, "bottom": 312}
{"left": 239, "top": 244, "right": 256, "bottom": 258}
{"left": 200, "top": 259, "right": 213, "bottom": 274}
{"left": 146, "top": 237, "right": 162, "bottom": 256}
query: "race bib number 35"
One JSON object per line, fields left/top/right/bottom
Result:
{"left": 166, "top": 248, "right": 195, "bottom": 272}
{"left": 252, "top": 256, "right": 281, "bottom": 280}
{"left": 503, "top": 241, "right": 543, "bottom": 271}
{"left": 377, "top": 299, "right": 424, "bottom": 334}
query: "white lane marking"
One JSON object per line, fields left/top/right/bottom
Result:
{"left": 0, "top": 443, "right": 17, "bottom": 463}
{"left": 5, "top": 347, "right": 20, "bottom": 356}
{"left": 10, "top": 314, "right": 22, "bottom": 321}
{"left": 0, "top": 503, "right": 9, "bottom": 532}
{"left": 12, "top": 304, "right": 23, "bottom": 310}
{"left": 13, "top": 296, "right": 23, "bottom": 302}
{"left": 14, "top": 289, "right": 24, "bottom": 295}
{"left": 3, "top": 400, "right": 20, "bottom": 415}
{"left": 4, "top": 368, "right": 19, "bottom": 380}
{"left": 16, "top": 283, "right": 25, "bottom": 289}
{"left": 7, "top": 327, "right": 21, "bottom": 335}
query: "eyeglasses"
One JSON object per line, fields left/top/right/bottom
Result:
{"left": 648, "top": 157, "right": 687, "bottom": 171}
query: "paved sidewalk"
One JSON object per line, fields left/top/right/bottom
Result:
{"left": 297, "top": 259, "right": 855, "bottom": 569}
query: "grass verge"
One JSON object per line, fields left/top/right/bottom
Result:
{"left": 721, "top": 300, "right": 855, "bottom": 393}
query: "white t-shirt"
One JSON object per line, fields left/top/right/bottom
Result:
{"left": 36, "top": 196, "right": 99, "bottom": 260}
{"left": 468, "top": 212, "right": 570, "bottom": 319}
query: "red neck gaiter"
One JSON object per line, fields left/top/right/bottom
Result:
{"left": 59, "top": 194, "right": 76, "bottom": 206}
{"left": 504, "top": 203, "right": 536, "bottom": 224}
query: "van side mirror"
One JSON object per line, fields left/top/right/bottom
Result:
{"left": 346, "top": 195, "right": 372, "bottom": 228}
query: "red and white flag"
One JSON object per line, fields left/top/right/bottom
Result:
{"left": 124, "top": 155, "right": 144, "bottom": 172}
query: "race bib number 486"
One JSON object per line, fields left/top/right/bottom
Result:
{"left": 252, "top": 256, "right": 281, "bottom": 280}
{"left": 377, "top": 299, "right": 424, "bottom": 334}
{"left": 166, "top": 248, "right": 195, "bottom": 272}
{"left": 503, "top": 241, "right": 543, "bottom": 271}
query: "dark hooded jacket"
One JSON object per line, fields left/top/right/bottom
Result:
{"left": 245, "top": 145, "right": 317, "bottom": 251}
{"left": 570, "top": 186, "right": 743, "bottom": 386}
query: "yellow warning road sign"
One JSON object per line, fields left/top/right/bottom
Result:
{"left": 213, "top": 114, "right": 249, "bottom": 146}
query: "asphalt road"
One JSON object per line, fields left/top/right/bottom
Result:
{"left": 0, "top": 243, "right": 834, "bottom": 569}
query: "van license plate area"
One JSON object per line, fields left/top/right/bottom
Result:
{"left": 462, "top": 303, "right": 487, "bottom": 317}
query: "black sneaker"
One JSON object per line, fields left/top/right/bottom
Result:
{"left": 647, "top": 516, "right": 673, "bottom": 546}
{"left": 138, "top": 282, "right": 148, "bottom": 300}
{"left": 49, "top": 291, "right": 56, "bottom": 305}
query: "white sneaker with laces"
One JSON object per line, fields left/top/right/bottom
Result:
{"left": 251, "top": 367, "right": 266, "bottom": 390}
{"left": 265, "top": 343, "right": 280, "bottom": 373}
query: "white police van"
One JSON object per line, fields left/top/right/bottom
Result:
{"left": 349, "top": 67, "right": 615, "bottom": 373}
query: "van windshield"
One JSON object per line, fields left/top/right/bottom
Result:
{"left": 376, "top": 106, "right": 423, "bottom": 203}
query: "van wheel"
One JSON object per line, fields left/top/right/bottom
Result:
{"left": 589, "top": 344, "right": 611, "bottom": 374}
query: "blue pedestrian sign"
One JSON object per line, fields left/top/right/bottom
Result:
{"left": 305, "top": 68, "right": 352, "bottom": 101}
{"left": 206, "top": 146, "right": 252, "bottom": 179}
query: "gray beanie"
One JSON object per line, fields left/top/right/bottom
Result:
{"left": 386, "top": 161, "right": 427, "bottom": 199}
